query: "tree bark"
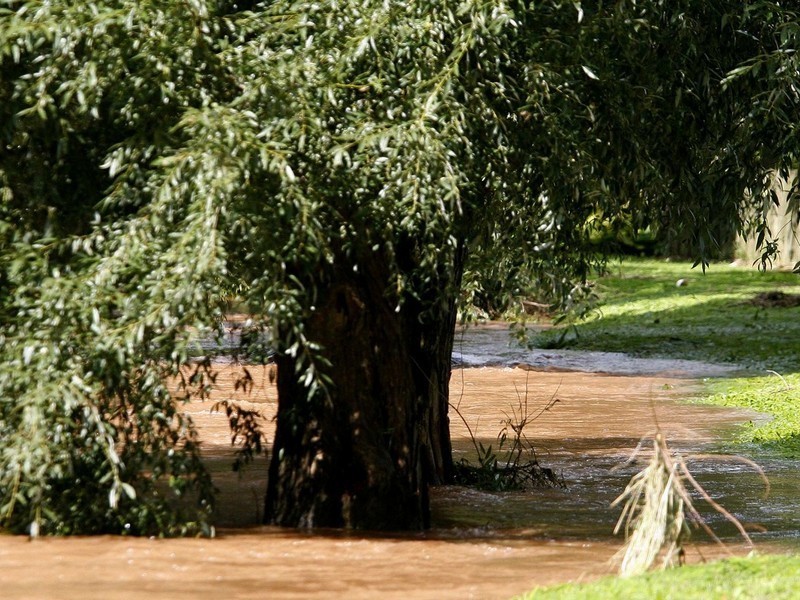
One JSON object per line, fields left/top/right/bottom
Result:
{"left": 264, "top": 247, "right": 462, "bottom": 529}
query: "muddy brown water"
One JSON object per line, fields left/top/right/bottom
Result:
{"left": 1, "top": 366, "right": 796, "bottom": 600}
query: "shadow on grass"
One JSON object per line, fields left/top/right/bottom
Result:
{"left": 598, "top": 259, "right": 798, "bottom": 301}
{"left": 537, "top": 293, "right": 800, "bottom": 373}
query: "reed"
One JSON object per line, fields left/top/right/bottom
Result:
{"left": 612, "top": 432, "right": 766, "bottom": 577}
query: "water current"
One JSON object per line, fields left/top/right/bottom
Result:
{"left": 1, "top": 324, "right": 796, "bottom": 599}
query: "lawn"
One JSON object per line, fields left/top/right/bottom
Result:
{"left": 518, "top": 554, "right": 800, "bottom": 600}
{"left": 536, "top": 259, "right": 800, "bottom": 372}
{"left": 699, "top": 372, "right": 800, "bottom": 458}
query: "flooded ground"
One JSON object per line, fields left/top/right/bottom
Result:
{"left": 1, "top": 326, "right": 797, "bottom": 599}
{"left": 451, "top": 322, "right": 747, "bottom": 377}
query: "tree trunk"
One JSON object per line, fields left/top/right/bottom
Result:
{"left": 264, "top": 248, "right": 461, "bottom": 529}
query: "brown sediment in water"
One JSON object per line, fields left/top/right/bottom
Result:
{"left": 0, "top": 367, "right": 786, "bottom": 600}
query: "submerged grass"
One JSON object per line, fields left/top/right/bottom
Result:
{"left": 611, "top": 432, "right": 758, "bottom": 577}
{"left": 536, "top": 259, "right": 800, "bottom": 372}
{"left": 518, "top": 554, "right": 800, "bottom": 600}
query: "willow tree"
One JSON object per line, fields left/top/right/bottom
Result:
{"left": 1, "top": 1, "right": 798, "bottom": 534}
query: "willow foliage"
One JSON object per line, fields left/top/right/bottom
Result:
{"left": 0, "top": 0, "right": 227, "bottom": 535}
{"left": 1, "top": 0, "right": 798, "bottom": 534}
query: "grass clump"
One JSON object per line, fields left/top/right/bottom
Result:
{"left": 612, "top": 433, "right": 692, "bottom": 576}
{"left": 517, "top": 554, "right": 800, "bottom": 599}
{"left": 612, "top": 432, "right": 765, "bottom": 578}
{"left": 536, "top": 259, "right": 800, "bottom": 371}
{"left": 699, "top": 373, "right": 800, "bottom": 458}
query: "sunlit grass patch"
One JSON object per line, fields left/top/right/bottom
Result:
{"left": 699, "top": 373, "right": 800, "bottom": 458}
{"left": 518, "top": 554, "right": 800, "bottom": 600}
{"left": 536, "top": 259, "right": 800, "bottom": 371}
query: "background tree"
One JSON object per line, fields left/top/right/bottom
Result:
{"left": 1, "top": 0, "right": 798, "bottom": 534}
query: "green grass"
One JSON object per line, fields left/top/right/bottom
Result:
{"left": 536, "top": 259, "right": 800, "bottom": 372}
{"left": 698, "top": 373, "right": 800, "bottom": 458}
{"left": 517, "top": 554, "right": 800, "bottom": 600}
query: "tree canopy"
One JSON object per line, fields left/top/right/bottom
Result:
{"left": 1, "top": 0, "right": 798, "bottom": 534}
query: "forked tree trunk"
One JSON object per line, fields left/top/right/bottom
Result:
{"left": 264, "top": 249, "right": 462, "bottom": 529}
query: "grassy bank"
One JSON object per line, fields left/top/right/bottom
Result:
{"left": 536, "top": 259, "right": 800, "bottom": 372}
{"left": 523, "top": 259, "right": 800, "bottom": 599}
{"left": 518, "top": 554, "right": 800, "bottom": 600}
{"left": 699, "top": 373, "right": 800, "bottom": 458}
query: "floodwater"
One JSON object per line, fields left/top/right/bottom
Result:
{"left": 450, "top": 322, "right": 746, "bottom": 377}
{"left": 1, "top": 326, "right": 797, "bottom": 599}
